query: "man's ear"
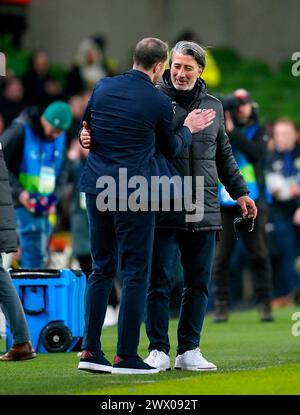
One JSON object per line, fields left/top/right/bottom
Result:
{"left": 153, "top": 62, "right": 161, "bottom": 74}
{"left": 199, "top": 67, "right": 204, "bottom": 77}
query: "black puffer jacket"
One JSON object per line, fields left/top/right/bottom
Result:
{"left": 0, "top": 143, "right": 18, "bottom": 253}
{"left": 156, "top": 71, "right": 248, "bottom": 231}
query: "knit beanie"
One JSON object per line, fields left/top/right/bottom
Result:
{"left": 43, "top": 101, "right": 73, "bottom": 131}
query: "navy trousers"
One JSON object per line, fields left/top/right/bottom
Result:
{"left": 82, "top": 193, "right": 155, "bottom": 357}
{"left": 146, "top": 228, "right": 216, "bottom": 355}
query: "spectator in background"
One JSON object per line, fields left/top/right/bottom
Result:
{"left": 265, "top": 119, "right": 300, "bottom": 303}
{"left": 0, "top": 77, "right": 25, "bottom": 128}
{"left": 65, "top": 36, "right": 117, "bottom": 100}
{"left": 0, "top": 101, "right": 72, "bottom": 268}
{"left": 0, "top": 138, "right": 36, "bottom": 362}
{"left": 91, "top": 33, "right": 120, "bottom": 76}
{"left": 213, "top": 89, "right": 274, "bottom": 322}
{"left": 0, "top": 0, "right": 32, "bottom": 49}
{"left": 22, "top": 50, "right": 62, "bottom": 107}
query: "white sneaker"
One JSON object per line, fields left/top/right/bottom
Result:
{"left": 144, "top": 350, "right": 171, "bottom": 371}
{"left": 103, "top": 305, "right": 119, "bottom": 328}
{"left": 175, "top": 348, "right": 217, "bottom": 371}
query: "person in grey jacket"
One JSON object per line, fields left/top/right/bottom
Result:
{"left": 0, "top": 142, "right": 36, "bottom": 361}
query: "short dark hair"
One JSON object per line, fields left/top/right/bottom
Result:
{"left": 133, "top": 37, "right": 168, "bottom": 70}
{"left": 170, "top": 41, "right": 206, "bottom": 68}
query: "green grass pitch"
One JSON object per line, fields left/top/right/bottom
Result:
{"left": 0, "top": 306, "right": 299, "bottom": 395}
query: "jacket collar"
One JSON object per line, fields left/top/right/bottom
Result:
{"left": 157, "top": 69, "right": 207, "bottom": 109}
{"left": 126, "top": 68, "right": 153, "bottom": 84}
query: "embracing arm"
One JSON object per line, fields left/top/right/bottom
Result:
{"left": 155, "top": 97, "right": 192, "bottom": 159}
{"left": 156, "top": 97, "right": 217, "bottom": 159}
{"left": 78, "top": 100, "right": 92, "bottom": 149}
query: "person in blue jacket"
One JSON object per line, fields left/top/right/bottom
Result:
{"left": 0, "top": 101, "right": 72, "bottom": 268}
{"left": 77, "top": 37, "right": 212, "bottom": 375}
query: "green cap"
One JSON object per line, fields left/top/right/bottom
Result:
{"left": 43, "top": 101, "right": 73, "bottom": 131}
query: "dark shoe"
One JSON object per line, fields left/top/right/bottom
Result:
{"left": 257, "top": 301, "right": 274, "bottom": 322}
{"left": 78, "top": 350, "right": 112, "bottom": 373}
{"left": 112, "top": 355, "right": 159, "bottom": 374}
{"left": 0, "top": 341, "right": 36, "bottom": 361}
{"left": 213, "top": 301, "right": 229, "bottom": 323}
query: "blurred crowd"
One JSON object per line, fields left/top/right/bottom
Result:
{"left": 0, "top": 30, "right": 299, "bottom": 321}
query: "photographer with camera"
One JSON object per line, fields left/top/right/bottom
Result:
{"left": 0, "top": 101, "right": 72, "bottom": 268}
{"left": 213, "top": 89, "right": 274, "bottom": 322}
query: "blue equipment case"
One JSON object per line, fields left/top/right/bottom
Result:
{"left": 6, "top": 268, "right": 86, "bottom": 353}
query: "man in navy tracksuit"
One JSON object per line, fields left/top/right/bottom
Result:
{"left": 77, "top": 38, "right": 210, "bottom": 374}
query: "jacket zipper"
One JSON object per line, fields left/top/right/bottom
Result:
{"left": 188, "top": 126, "right": 196, "bottom": 232}
{"left": 187, "top": 101, "right": 202, "bottom": 232}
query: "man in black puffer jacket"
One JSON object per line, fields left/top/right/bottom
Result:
{"left": 144, "top": 41, "right": 256, "bottom": 372}
{"left": 0, "top": 142, "right": 36, "bottom": 361}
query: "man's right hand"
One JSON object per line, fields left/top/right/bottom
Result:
{"left": 80, "top": 121, "right": 92, "bottom": 149}
{"left": 183, "top": 109, "right": 216, "bottom": 134}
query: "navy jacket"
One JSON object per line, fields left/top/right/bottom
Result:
{"left": 78, "top": 69, "right": 192, "bottom": 195}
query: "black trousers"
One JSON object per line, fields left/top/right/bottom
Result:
{"left": 213, "top": 207, "right": 272, "bottom": 305}
{"left": 146, "top": 229, "right": 216, "bottom": 355}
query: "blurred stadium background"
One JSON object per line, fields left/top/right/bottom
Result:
{"left": 0, "top": 0, "right": 300, "bottom": 396}
{"left": 1, "top": 0, "right": 300, "bottom": 123}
